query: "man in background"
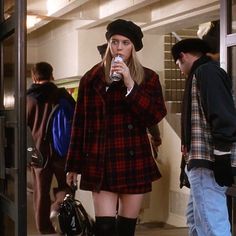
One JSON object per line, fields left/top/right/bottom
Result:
{"left": 172, "top": 38, "right": 236, "bottom": 236}
{"left": 27, "top": 62, "right": 75, "bottom": 234}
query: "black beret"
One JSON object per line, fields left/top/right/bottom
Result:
{"left": 171, "top": 38, "right": 211, "bottom": 62}
{"left": 105, "top": 19, "right": 143, "bottom": 51}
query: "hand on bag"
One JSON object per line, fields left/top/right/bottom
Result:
{"left": 66, "top": 172, "right": 78, "bottom": 187}
{"left": 213, "top": 154, "right": 234, "bottom": 187}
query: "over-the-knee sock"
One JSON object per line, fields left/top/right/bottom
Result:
{"left": 117, "top": 215, "right": 137, "bottom": 236}
{"left": 95, "top": 216, "right": 117, "bottom": 236}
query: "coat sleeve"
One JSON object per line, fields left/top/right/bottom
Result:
{"left": 125, "top": 68, "right": 167, "bottom": 127}
{"left": 197, "top": 63, "right": 236, "bottom": 151}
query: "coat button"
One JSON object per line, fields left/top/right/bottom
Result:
{"left": 129, "top": 150, "right": 135, "bottom": 156}
{"left": 128, "top": 124, "right": 133, "bottom": 130}
{"left": 100, "top": 130, "right": 104, "bottom": 138}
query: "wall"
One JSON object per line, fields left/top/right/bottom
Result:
{"left": 27, "top": 21, "right": 167, "bottom": 80}
{"left": 77, "top": 26, "right": 107, "bottom": 75}
{"left": 162, "top": 120, "right": 189, "bottom": 226}
{"left": 27, "top": 21, "right": 80, "bottom": 79}
{"left": 27, "top": 20, "right": 188, "bottom": 227}
{"left": 139, "top": 119, "right": 189, "bottom": 227}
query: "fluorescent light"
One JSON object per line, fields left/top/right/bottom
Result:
{"left": 27, "top": 15, "right": 41, "bottom": 29}
{"left": 47, "top": 0, "right": 68, "bottom": 15}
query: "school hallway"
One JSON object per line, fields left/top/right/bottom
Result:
{"left": 27, "top": 190, "right": 188, "bottom": 236}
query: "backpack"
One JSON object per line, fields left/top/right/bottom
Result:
{"left": 46, "top": 94, "right": 75, "bottom": 158}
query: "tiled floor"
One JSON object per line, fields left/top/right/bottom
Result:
{"left": 27, "top": 191, "right": 188, "bottom": 236}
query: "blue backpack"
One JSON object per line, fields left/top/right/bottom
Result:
{"left": 46, "top": 97, "right": 75, "bottom": 157}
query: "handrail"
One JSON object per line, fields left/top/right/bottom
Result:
{"left": 171, "top": 32, "right": 182, "bottom": 42}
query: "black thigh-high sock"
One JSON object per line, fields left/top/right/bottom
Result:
{"left": 95, "top": 216, "right": 117, "bottom": 236}
{"left": 116, "top": 215, "right": 137, "bottom": 236}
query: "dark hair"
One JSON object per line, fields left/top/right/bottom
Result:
{"left": 202, "top": 20, "right": 220, "bottom": 53}
{"left": 31, "top": 62, "right": 53, "bottom": 81}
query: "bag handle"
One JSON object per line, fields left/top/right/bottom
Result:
{"left": 70, "top": 183, "right": 78, "bottom": 198}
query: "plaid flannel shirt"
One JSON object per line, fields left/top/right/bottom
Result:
{"left": 187, "top": 76, "right": 236, "bottom": 169}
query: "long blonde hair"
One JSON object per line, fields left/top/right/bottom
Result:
{"left": 103, "top": 43, "right": 144, "bottom": 85}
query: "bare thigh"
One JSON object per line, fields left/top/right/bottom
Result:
{"left": 118, "top": 194, "right": 144, "bottom": 218}
{"left": 92, "top": 191, "right": 118, "bottom": 216}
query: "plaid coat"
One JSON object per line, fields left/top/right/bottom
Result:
{"left": 66, "top": 63, "right": 167, "bottom": 193}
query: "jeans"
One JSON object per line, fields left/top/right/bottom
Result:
{"left": 186, "top": 167, "right": 231, "bottom": 236}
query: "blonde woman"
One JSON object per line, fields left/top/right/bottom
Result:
{"left": 66, "top": 19, "right": 166, "bottom": 236}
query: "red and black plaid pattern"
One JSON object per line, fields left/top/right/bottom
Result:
{"left": 66, "top": 64, "right": 167, "bottom": 193}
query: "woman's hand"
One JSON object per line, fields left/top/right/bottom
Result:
{"left": 66, "top": 172, "right": 78, "bottom": 187}
{"left": 122, "top": 64, "right": 134, "bottom": 90}
{"left": 112, "top": 60, "right": 134, "bottom": 89}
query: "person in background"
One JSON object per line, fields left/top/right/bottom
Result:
{"left": 179, "top": 20, "right": 222, "bottom": 189}
{"left": 66, "top": 19, "right": 167, "bottom": 236}
{"left": 171, "top": 38, "right": 236, "bottom": 236}
{"left": 27, "top": 62, "right": 75, "bottom": 234}
{"left": 198, "top": 20, "right": 220, "bottom": 61}
{"left": 97, "top": 43, "right": 108, "bottom": 59}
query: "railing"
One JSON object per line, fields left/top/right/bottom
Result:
{"left": 164, "top": 27, "right": 198, "bottom": 136}
{"left": 164, "top": 32, "right": 185, "bottom": 137}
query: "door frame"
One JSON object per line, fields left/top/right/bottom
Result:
{"left": 0, "top": 1, "right": 27, "bottom": 235}
{"left": 220, "top": 0, "right": 236, "bottom": 235}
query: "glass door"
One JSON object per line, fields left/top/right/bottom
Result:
{"left": 0, "top": 0, "right": 27, "bottom": 235}
{"left": 221, "top": 0, "right": 236, "bottom": 235}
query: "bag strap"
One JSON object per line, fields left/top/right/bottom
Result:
{"left": 70, "top": 184, "right": 77, "bottom": 198}
{"left": 44, "top": 87, "right": 67, "bottom": 140}
{"left": 44, "top": 103, "right": 60, "bottom": 142}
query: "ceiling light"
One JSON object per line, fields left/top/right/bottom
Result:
{"left": 27, "top": 15, "right": 41, "bottom": 29}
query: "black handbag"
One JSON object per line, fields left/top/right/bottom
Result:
{"left": 55, "top": 186, "right": 95, "bottom": 236}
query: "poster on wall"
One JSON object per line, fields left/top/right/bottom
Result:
{"left": 54, "top": 77, "right": 80, "bottom": 101}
